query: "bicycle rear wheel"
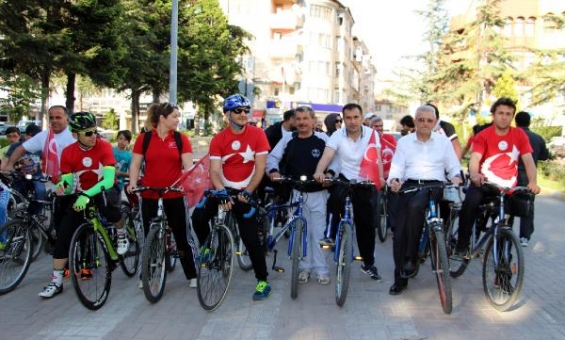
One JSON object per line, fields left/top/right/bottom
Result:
{"left": 119, "top": 203, "right": 140, "bottom": 278}
{"left": 482, "top": 227, "right": 524, "bottom": 311}
{"left": 141, "top": 225, "right": 167, "bottom": 303}
{"left": 445, "top": 211, "right": 469, "bottom": 278}
{"left": 0, "top": 220, "right": 32, "bottom": 294}
{"left": 429, "top": 226, "right": 452, "bottom": 314}
{"left": 335, "top": 222, "right": 353, "bottom": 307}
{"left": 378, "top": 197, "right": 388, "bottom": 242}
{"left": 197, "top": 224, "right": 234, "bottom": 311}
{"left": 290, "top": 219, "right": 305, "bottom": 300}
{"left": 69, "top": 223, "right": 112, "bottom": 310}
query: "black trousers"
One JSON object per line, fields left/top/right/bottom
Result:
{"left": 141, "top": 196, "right": 197, "bottom": 280}
{"left": 327, "top": 178, "right": 378, "bottom": 267}
{"left": 392, "top": 183, "right": 442, "bottom": 285}
{"left": 192, "top": 196, "right": 268, "bottom": 281}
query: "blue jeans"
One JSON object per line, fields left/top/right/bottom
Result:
{"left": 0, "top": 188, "right": 11, "bottom": 242}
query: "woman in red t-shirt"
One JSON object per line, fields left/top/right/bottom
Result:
{"left": 128, "top": 103, "right": 198, "bottom": 288}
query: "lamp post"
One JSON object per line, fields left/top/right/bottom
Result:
{"left": 169, "top": 0, "right": 179, "bottom": 105}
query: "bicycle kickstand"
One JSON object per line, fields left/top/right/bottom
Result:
{"left": 271, "top": 249, "right": 285, "bottom": 273}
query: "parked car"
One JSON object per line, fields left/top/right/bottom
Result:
{"left": 0, "top": 123, "right": 7, "bottom": 135}
{"left": 17, "top": 120, "right": 42, "bottom": 134}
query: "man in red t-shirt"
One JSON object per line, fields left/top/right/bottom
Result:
{"left": 191, "top": 94, "right": 272, "bottom": 301}
{"left": 39, "top": 112, "right": 127, "bottom": 299}
{"left": 457, "top": 98, "right": 540, "bottom": 256}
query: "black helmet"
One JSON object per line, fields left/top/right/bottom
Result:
{"left": 69, "top": 111, "right": 97, "bottom": 132}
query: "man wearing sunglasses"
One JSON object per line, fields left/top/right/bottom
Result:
{"left": 192, "top": 94, "right": 272, "bottom": 301}
{"left": 39, "top": 111, "right": 128, "bottom": 298}
{"left": 387, "top": 105, "right": 462, "bottom": 295}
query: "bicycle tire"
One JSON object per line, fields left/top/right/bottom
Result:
{"left": 482, "top": 227, "right": 524, "bottom": 312}
{"left": 30, "top": 225, "right": 44, "bottom": 261}
{"left": 335, "top": 222, "right": 353, "bottom": 307}
{"left": 429, "top": 226, "right": 453, "bottom": 314}
{"left": 141, "top": 225, "right": 167, "bottom": 303}
{"left": 445, "top": 212, "right": 469, "bottom": 278}
{"left": 378, "top": 197, "right": 388, "bottom": 242}
{"left": 69, "top": 223, "right": 112, "bottom": 310}
{"left": 197, "top": 224, "right": 235, "bottom": 311}
{"left": 119, "top": 203, "right": 140, "bottom": 278}
{"left": 165, "top": 231, "right": 177, "bottom": 273}
{"left": 0, "top": 220, "right": 33, "bottom": 294}
{"left": 231, "top": 214, "right": 252, "bottom": 271}
{"left": 290, "top": 219, "right": 304, "bottom": 300}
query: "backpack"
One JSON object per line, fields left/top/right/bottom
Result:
{"left": 142, "top": 131, "right": 183, "bottom": 159}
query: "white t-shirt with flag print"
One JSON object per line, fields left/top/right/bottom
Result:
{"left": 326, "top": 125, "right": 381, "bottom": 182}
{"left": 23, "top": 128, "right": 75, "bottom": 166}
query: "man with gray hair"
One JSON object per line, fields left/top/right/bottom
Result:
{"left": 387, "top": 105, "right": 462, "bottom": 295}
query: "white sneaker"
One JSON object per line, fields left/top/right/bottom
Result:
{"left": 189, "top": 278, "right": 198, "bottom": 288}
{"left": 39, "top": 283, "right": 63, "bottom": 298}
{"left": 298, "top": 271, "right": 310, "bottom": 284}
{"left": 520, "top": 237, "right": 529, "bottom": 247}
{"left": 316, "top": 274, "right": 331, "bottom": 285}
{"left": 117, "top": 235, "right": 130, "bottom": 255}
{"left": 138, "top": 280, "right": 143, "bottom": 289}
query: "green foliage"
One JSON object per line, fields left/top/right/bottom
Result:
{"left": 538, "top": 160, "right": 565, "bottom": 187}
{"left": 491, "top": 70, "right": 519, "bottom": 107}
{"left": 102, "top": 109, "right": 119, "bottom": 130}
{"left": 0, "top": 72, "right": 41, "bottom": 122}
{"left": 530, "top": 124, "right": 562, "bottom": 143}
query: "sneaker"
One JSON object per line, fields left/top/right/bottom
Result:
{"left": 39, "top": 283, "right": 63, "bottom": 298}
{"left": 252, "top": 280, "right": 271, "bottom": 301}
{"left": 319, "top": 237, "right": 335, "bottom": 247}
{"left": 81, "top": 269, "right": 92, "bottom": 280}
{"left": 316, "top": 274, "right": 331, "bottom": 285}
{"left": 520, "top": 237, "right": 529, "bottom": 247}
{"left": 117, "top": 235, "right": 129, "bottom": 255}
{"left": 494, "top": 274, "right": 514, "bottom": 294}
{"left": 298, "top": 270, "right": 310, "bottom": 284}
{"left": 360, "top": 264, "right": 382, "bottom": 282}
{"left": 455, "top": 247, "right": 470, "bottom": 260}
{"left": 138, "top": 280, "right": 143, "bottom": 289}
{"left": 189, "top": 278, "right": 198, "bottom": 288}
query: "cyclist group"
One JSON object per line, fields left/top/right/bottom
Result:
{"left": 0, "top": 94, "right": 542, "bottom": 306}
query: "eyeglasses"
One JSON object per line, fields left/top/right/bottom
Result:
{"left": 81, "top": 130, "right": 98, "bottom": 137}
{"left": 417, "top": 118, "right": 435, "bottom": 124}
{"left": 232, "top": 108, "right": 250, "bottom": 114}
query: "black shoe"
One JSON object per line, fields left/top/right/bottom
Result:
{"left": 455, "top": 247, "right": 470, "bottom": 260}
{"left": 360, "top": 264, "right": 382, "bottom": 282}
{"left": 389, "top": 283, "right": 407, "bottom": 295}
{"left": 401, "top": 260, "right": 417, "bottom": 279}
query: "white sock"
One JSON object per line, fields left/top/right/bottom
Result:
{"left": 52, "top": 270, "right": 64, "bottom": 286}
{"left": 117, "top": 228, "right": 125, "bottom": 238}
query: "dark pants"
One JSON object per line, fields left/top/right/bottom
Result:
{"left": 53, "top": 188, "right": 122, "bottom": 259}
{"left": 457, "top": 184, "right": 485, "bottom": 250}
{"left": 326, "top": 179, "right": 377, "bottom": 267}
{"left": 141, "top": 196, "right": 197, "bottom": 280}
{"left": 192, "top": 197, "right": 268, "bottom": 281}
{"left": 393, "top": 183, "right": 442, "bottom": 286}
{"left": 507, "top": 171, "right": 535, "bottom": 240}
{"left": 387, "top": 192, "right": 400, "bottom": 232}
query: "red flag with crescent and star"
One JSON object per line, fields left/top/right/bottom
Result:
{"left": 41, "top": 128, "right": 60, "bottom": 183}
{"left": 358, "top": 131, "right": 382, "bottom": 190}
{"left": 174, "top": 153, "right": 212, "bottom": 208}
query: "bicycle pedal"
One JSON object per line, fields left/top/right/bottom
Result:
{"left": 273, "top": 266, "right": 285, "bottom": 273}
{"left": 354, "top": 256, "right": 363, "bottom": 261}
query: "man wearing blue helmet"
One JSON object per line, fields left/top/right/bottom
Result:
{"left": 192, "top": 94, "right": 272, "bottom": 300}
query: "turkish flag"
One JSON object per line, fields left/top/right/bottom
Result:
{"left": 41, "top": 129, "right": 59, "bottom": 183}
{"left": 174, "top": 153, "right": 212, "bottom": 208}
{"left": 358, "top": 131, "right": 382, "bottom": 190}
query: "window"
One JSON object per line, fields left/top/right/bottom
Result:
{"left": 310, "top": 5, "right": 332, "bottom": 20}
{"left": 515, "top": 17, "right": 525, "bottom": 36}
{"left": 502, "top": 17, "right": 513, "bottom": 36}
{"left": 525, "top": 17, "right": 535, "bottom": 36}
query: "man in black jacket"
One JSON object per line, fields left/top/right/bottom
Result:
{"left": 514, "top": 111, "right": 549, "bottom": 246}
{"left": 265, "top": 109, "right": 296, "bottom": 149}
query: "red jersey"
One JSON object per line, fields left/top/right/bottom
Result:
{"left": 472, "top": 126, "right": 533, "bottom": 188}
{"left": 209, "top": 125, "right": 270, "bottom": 190}
{"left": 60, "top": 138, "right": 116, "bottom": 192}
{"left": 132, "top": 130, "right": 193, "bottom": 199}
{"left": 380, "top": 133, "right": 397, "bottom": 180}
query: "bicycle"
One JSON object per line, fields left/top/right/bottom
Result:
{"left": 445, "top": 181, "right": 528, "bottom": 311}
{"left": 398, "top": 182, "right": 453, "bottom": 314}
{"left": 68, "top": 190, "right": 140, "bottom": 310}
{"left": 321, "top": 178, "right": 367, "bottom": 307}
{"left": 377, "top": 184, "right": 389, "bottom": 242}
{"left": 132, "top": 186, "right": 182, "bottom": 303}
{"left": 0, "top": 173, "right": 56, "bottom": 294}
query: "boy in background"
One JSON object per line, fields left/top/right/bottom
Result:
{"left": 113, "top": 130, "right": 132, "bottom": 193}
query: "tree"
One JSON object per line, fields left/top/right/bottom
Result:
{"left": 102, "top": 109, "right": 119, "bottom": 130}
{"left": 492, "top": 69, "right": 519, "bottom": 105}
{"left": 0, "top": 72, "right": 41, "bottom": 123}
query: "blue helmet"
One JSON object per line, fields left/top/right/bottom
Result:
{"left": 223, "top": 94, "right": 250, "bottom": 112}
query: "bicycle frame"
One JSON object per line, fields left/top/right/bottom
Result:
{"left": 265, "top": 199, "right": 300, "bottom": 251}
{"left": 87, "top": 206, "right": 120, "bottom": 262}
{"left": 333, "top": 196, "right": 355, "bottom": 262}
{"left": 469, "top": 190, "right": 509, "bottom": 262}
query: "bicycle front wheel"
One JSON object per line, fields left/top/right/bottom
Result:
{"left": 290, "top": 218, "right": 305, "bottom": 300}
{"left": 482, "top": 227, "right": 524, "bottom": 311}
{"left": 335, "top": 222, "right": 353, "bottom": 307}
{"left": 378, "top": 198, "right": 388, "bottom": 242}
{"left": 197, "top": 224, "right": 235, "bottom": 311}
{"left": 119, "top": 203, "right": 140, "bottom": 278}
{"left": 0, "top": 220, "right": 33, "bottom": 294}
{"left": 69, "top": 223, "right": 112, "bottom": 310}
{"left": 429, "top": 226, "right": 452, "bottom": 314}
{"left": 141, "top": 225, "right": 167, "bottom": 303}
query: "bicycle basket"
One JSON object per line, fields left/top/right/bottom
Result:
{"left": 504, "top": 192, "right": 534, "bottom": 218}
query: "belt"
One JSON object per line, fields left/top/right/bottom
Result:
{"left": 406, "top": 179, "right": 442, "bottom": 184}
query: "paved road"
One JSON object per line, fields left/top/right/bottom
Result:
{"left": 1, "top": 195, "right": 564, "bottom": 340}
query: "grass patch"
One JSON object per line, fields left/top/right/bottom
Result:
{"left": 539, "top": 176, "right": 565, "bottom": 192}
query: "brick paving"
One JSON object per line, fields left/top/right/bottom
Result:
{"left": 0, "top": 195, "right": 564, "bottom": 340}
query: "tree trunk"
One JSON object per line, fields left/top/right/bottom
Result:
{"left": 66, "top": 72, "right": 76, "bottom": 114}
{"left": 131, "top": 89, "right": 141, "bottom": 133}
{"left": 152, "top": 88, "right": 160, "bottom": 103}
{"left": 39, "top": 72, "right": 50, "bottom": 126}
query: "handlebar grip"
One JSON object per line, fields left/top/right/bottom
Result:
{"left": 195, "top": 196, "right": 208, "bottom": 209}
{"left": 243, "top": 206, "right": 256, "bottom": 219}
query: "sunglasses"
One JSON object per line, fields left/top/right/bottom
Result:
{"left": 81, "top": 130, "right": 98, "bottom": 137}
{"left": 335, "top": 119, "right": 343, "bottom": 123}
{"left": 232, "top": 108, "right": 250, "bottom": 114}
{"left": 417, "top": 118, "right": 435, "bottom": 124}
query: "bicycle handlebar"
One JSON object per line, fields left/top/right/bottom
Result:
{"left": 398, "top": 182, "right": 456, "bottom": 195}
{"left": 130, "top": 186, "right": 184, "bottom": 194}
{"left": 482, "top": 181, "right": 532, "bottom": 195}
{"left": 196, "top": 189, "right": 257, "bottom": 219}
{"left": 322, "top": 177, "right": 375, "bottom": 188}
